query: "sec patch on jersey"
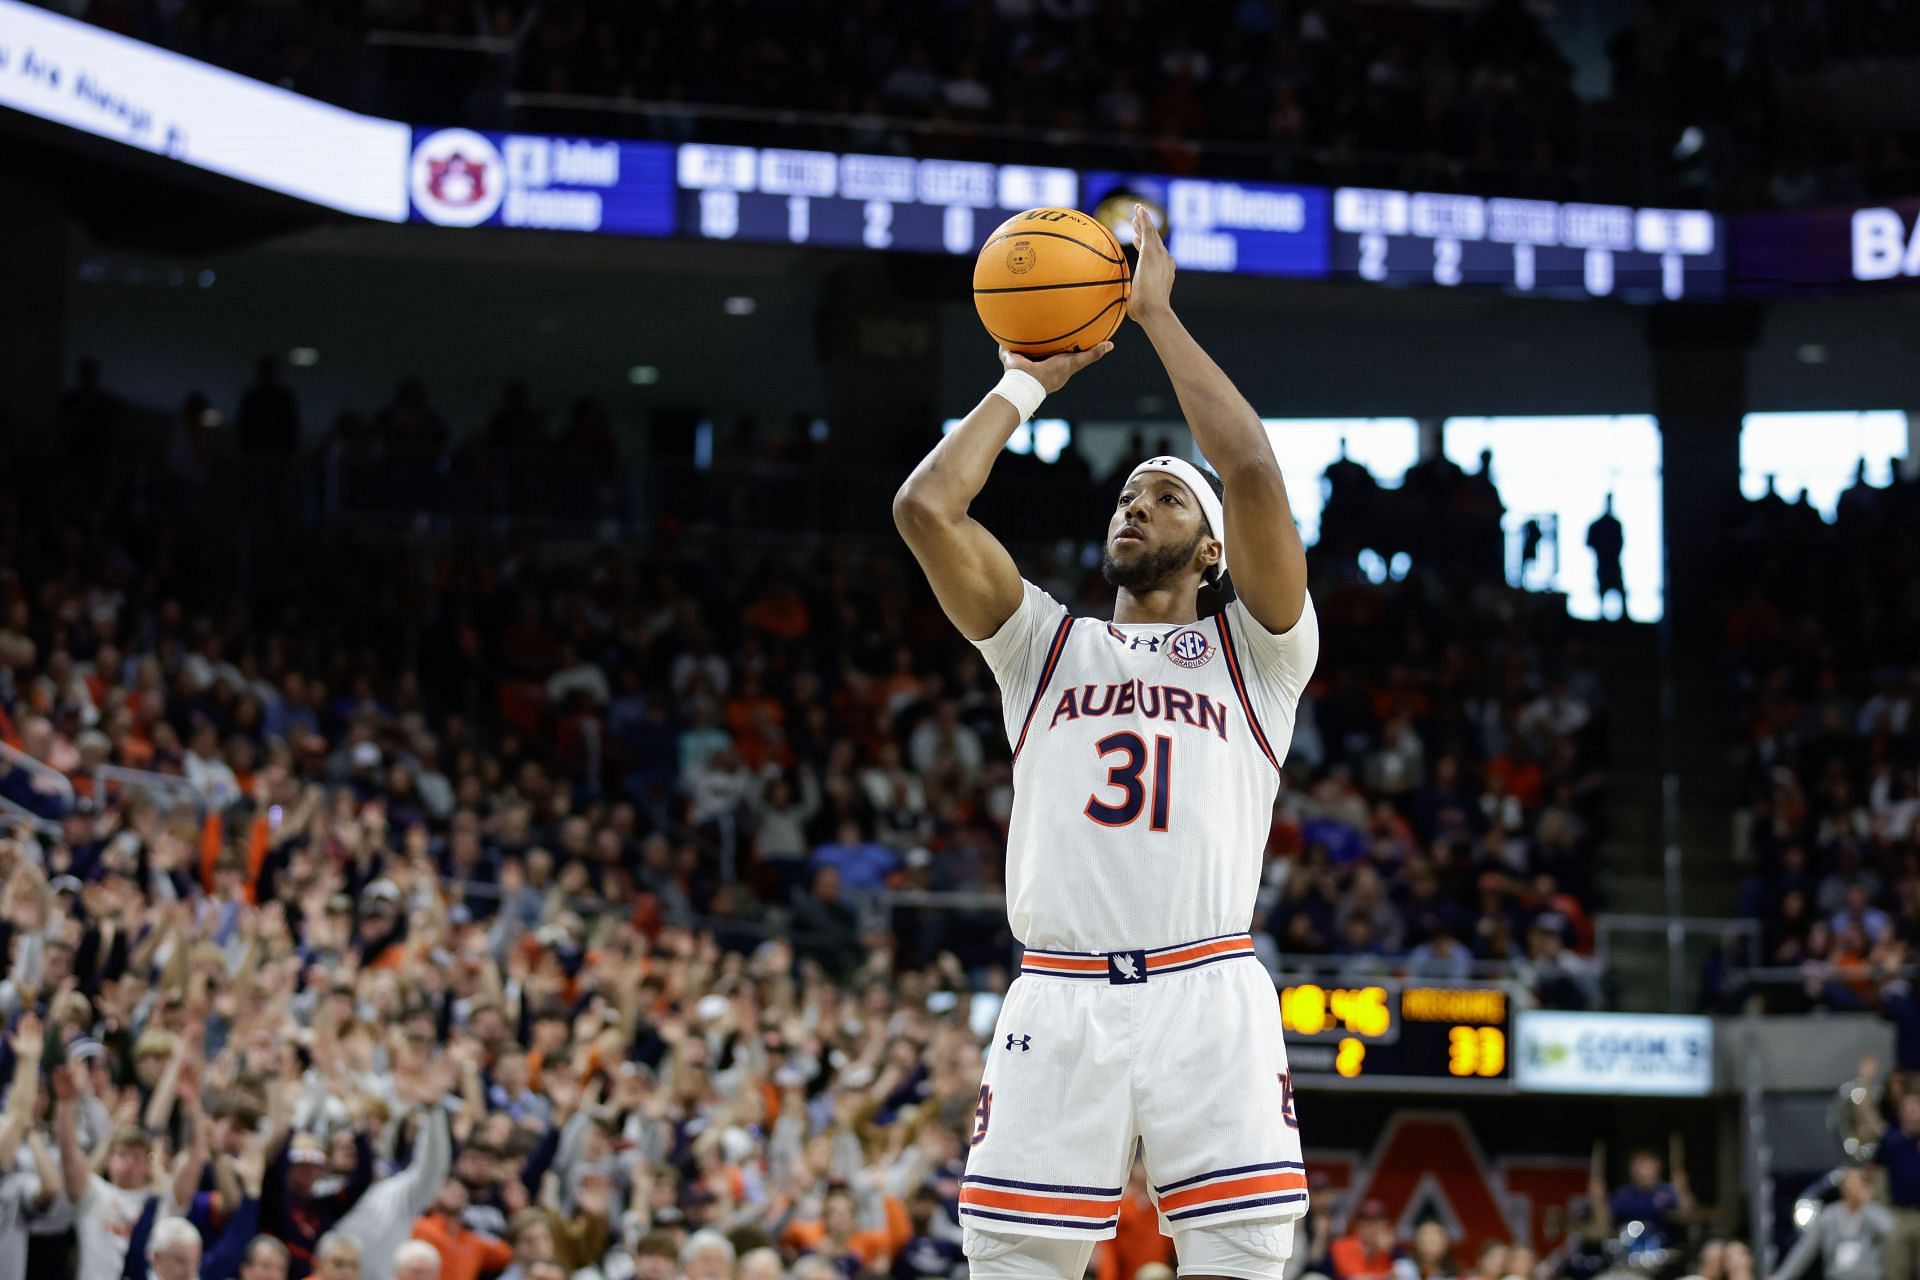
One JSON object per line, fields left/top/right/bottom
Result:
{"left": 1167, "top": 629, "right": 1213, "bottom": 668}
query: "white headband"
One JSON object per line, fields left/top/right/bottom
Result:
{"left": 1125, "top": 456, "right": 1227, "bottom": 585}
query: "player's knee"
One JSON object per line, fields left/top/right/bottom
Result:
{"left": 1173, "top": 1217, "right": 1296, "bottom": 1280}
{"left": 963, "top": 1229, "right": 1096, "bottom": 1280}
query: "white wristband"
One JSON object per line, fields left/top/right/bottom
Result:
{"left": 989, "top": 369, "right": 1047, "bottom": 423}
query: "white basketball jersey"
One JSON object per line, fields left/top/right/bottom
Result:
{"left": 972, "top": 581, "right": 1320, "bottom": 952}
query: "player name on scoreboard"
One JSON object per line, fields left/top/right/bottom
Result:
{"left": 1279, "top": 979, "right": 1513, "bottom": 1088}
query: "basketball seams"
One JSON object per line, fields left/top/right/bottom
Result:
{"left": 978, "top": 296, "right": 1127, "bottom": 349}
{"left": 974, "top": 274, "right": 1134, "bottom": 296}
{"left": 979, "top": 228, "right": 1128, "bottom": 266}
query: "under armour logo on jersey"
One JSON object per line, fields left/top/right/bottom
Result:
{"left": 1129, "top": 635, "right": 1163, "bottom": 652}
{"left": 1005, "top": 1034, "right": 1031, "bottom": 1052}
{"left": 1108, "top": 951, "right": 1149, "bottom": 984}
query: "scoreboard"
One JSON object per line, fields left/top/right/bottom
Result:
{"left": 1280, "top": 980, "right": 1514, "bottom": 1090}
{"left": 1080, "top": 171, "right": 1330, "bottom": 278}
{"left": 391, "top": 130, "right": 1743, "bottom": 304}
{"left": 1331, "top": 188, "right": 1723, "bottom": 301}
{"left": 677, "top": 143, "right": 1077, "bottom": 255}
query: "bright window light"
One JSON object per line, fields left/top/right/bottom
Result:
{"left": 942, "top": 417, "right": 1072, "bottom": 463}
{"left": 1443, "top": 416, "right": 1664, "bottom": 622}
{"left": 1243, "top": 418, "right": 1421, "bottom": 546}
{"left": 1740, "top": 411, "right": 1908, "bottom": 521}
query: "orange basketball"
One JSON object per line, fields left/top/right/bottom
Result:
{"left": 973, "top": 207, "right": 1131, "bottom": 357}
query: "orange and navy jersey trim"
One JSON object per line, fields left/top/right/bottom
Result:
{"left": 1019, "top": 932, "right": 1256, "bottom": 980}
{"left": 1153, "top": 1160, "right": 1308, "bottom": 1222}
{"left": 958, "top": 1175, "right": 1122, "bottom": 1231}
{"left": 1213, "top": 610, "right": 1281, "bottom": 775}
{"left": 1012, "top": 615, "right": 1076, "bottom": 764}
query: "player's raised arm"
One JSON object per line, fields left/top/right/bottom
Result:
{"left": 1126, "top": 203, "right": 1308, "bottom": 635}
{"left": 893, "top": 344, "right": 1110, "bottom": 639}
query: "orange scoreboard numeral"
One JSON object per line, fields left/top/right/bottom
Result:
{"left": 1448, "top": 1026, "right": 1506, "bottom": 1077}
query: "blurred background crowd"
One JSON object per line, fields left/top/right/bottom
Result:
{"left": 0, "top": 350, "right": 1619, "bottom": 1279}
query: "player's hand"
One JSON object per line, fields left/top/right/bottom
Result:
{"left": 998, "top": 343, "right": 1111, "bottom": 395}
{"left": 1127, "top": 203, "right": 1174, "bottom": 324}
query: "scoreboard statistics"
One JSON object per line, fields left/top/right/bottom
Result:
{"left": 1331, "top": 188, "right": 1723, "bottom": 301}
{"left": 1080, "top": 171, "right": 1330, "bottom": 278}
{"left": 677, "top": 143, "right": 1077, "bottom": 255}
{"left": 1280, "top": 980, "right": 1514, "bottom": 1090}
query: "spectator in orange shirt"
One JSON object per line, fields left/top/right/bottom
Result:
{"left": 1330, "top": 1200, "right": 1403, "bottom": 1280}
{"left": 412, "top": 1179, "right": 512, "bottom": 1280}
{"left": 1095, "top": 1161, "right": 1173, "bottom": 1280}
{"left": 788, "top": 1187, "right": 897, "bottom": 1275}
{"left": 746, "top": 582, "right": 811, "bottom": 642}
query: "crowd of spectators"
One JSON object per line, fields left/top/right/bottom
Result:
{"left": 0, "top": 354, "right": 1612, "bottom": 1279}
{"left": 1719, "top": 463, "right": 1920, "bottom": 1047}
{"left": 29, "top": 0, "right": 1920, "bottom": 207}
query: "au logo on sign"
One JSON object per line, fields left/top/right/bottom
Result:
{"left": 411, "top": 128, "right": 504, "bottom": 227}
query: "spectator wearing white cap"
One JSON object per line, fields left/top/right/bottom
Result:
{"left": 148, "top": 1217, "right": 203, "bottom": 1280}
{"left": 393, "top": 1239, "right": 442, "bottom": 1280}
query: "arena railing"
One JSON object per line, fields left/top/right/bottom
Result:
{"left": 1594, "top": 913, "right": 1761, "bottom": 1011}
{"left": 0, "top": 741, "right": 76, "bottom": 810}
{"left": 0, "top": 798, "right": 63, "bottom": 840}
{"left": 89, "top": 765, "right": 208, "bottom": 817}
{"left": 446, "top": 874, "right": 1588, "bottom": 999}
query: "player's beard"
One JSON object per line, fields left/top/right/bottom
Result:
{"left": 1102, "top": 527, "right": 1207, "bottom": 593}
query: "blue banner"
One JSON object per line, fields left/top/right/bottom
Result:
{"left": 408, "top": 127, "right": 674, "bottom": 237}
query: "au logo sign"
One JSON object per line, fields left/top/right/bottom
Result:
{"left": 1308, "top": 1113, "right": 1587, "bottom": 1259}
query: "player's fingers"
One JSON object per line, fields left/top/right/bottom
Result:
{"left": 1132, "top": 203, "right": 1165, "bottom": 254}
{"left": 1062, "top": 341, "right": 1114, "bottom": 373}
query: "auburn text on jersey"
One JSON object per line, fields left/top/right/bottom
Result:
{"left": 1047, "top": 678, "right": 1231, "bottom": 740}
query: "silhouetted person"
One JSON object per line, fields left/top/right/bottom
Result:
{"left": 1461, "top": 447, "right": 1506, "bottom": 582}
{"left": 1587, "top": 495, "right": 1625, "bottom": 620}
{"left": 485, "top": 379, "right": 546, "bottom": 451}
{"left": 1752, "top": 472, "right": 1790, "bottom": 531}
{"left": 1320, "top": 438, "right": 1378, "bottom": 562}
{"left": 562, "top": 397, "right": 618, "bottom": 457}
{"left": 237, "top": 355, "right": 301, "bottom": 454}
{"left": 378, "top": 378, "right": 450, "bottom": 450}
{"left": 58, "top": 357, "right": 121, "bottom": 462}
{"left": 1836, "top": 459, "right": 1881, "bottom": 529}
{"left": 1520, "top": 517, "right": 1544, "bottom": 579}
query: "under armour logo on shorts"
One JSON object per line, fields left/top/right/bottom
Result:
{"left": 1006, "top": 1033, "right": 1031, "bottom": 1051}
{"left": 1108, "top": 951, "right": 1148, "bottom": 984}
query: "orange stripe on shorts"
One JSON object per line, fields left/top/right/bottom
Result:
{"left": 959, "top": 1187, "right": 1121, "bottom": 1219}
{"left": 1155, "top": 1172, "right": 1308, "bottom": 1214}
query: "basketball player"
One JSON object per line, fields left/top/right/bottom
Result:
{"left": 893, "top": 204, "right": 1317, "bottom": 1280}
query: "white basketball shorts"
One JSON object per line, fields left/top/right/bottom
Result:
{"left": 959, "top": 933, "right": 1309, "bottom": 1240}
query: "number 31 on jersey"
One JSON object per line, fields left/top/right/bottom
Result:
{"left": 1084, "top": 732, "right": 1172, "bottom": 831}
